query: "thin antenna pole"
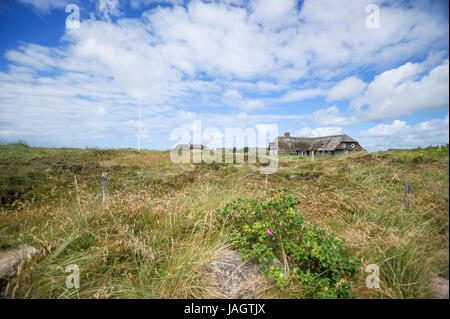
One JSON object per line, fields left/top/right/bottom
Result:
{"left": 138, "top": 91, "right": 142, "bottom": 152}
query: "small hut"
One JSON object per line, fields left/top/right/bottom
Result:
{"left": 174, "top": 143, "right": 207, "bottom": 150}
{"left": 269, "top": 132, "right": 363, "bottom": 156}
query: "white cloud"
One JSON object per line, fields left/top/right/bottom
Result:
{"left": 359, "top": 114, "right": 449, "bottom": 151}
{"left": 276, "top": 88, "right": 327, "bottom": 103}
{"left": 17, "top": 0, "right": 70, "bottom": 13}
{"left": 313, "top": 58, "right": 449, "bottom": 126}
{"left": 129, "top": 0, "right": 184, "bottom": 9}
{"left": 12, "top": 0, "right": 449, "bottom": 91}
{"left": 243, "top": 99, "right": 265, "bottom": 111}
{"left": 297, "top": 126, "right": 343, "bottom": 137}
{"left": 351, "top": 59, "right": 449, "bottom": 121}
{"left": 96, "top": 0, "right": 124, "bottom": 20}
{"left": 1, "top": 0, "right": 448, "bottom": 150}
{"left": 227, "top": 81, "right": 287, "bottom": 94}
{"left": 297, "top": 0, "right": 448, "bottom": 74}
{"left": 249, "top": 0, "right": 297, "bottom": 29}
{"left": 311, "top": 106, "right": 354, "bottom": 126}
{"left": 360, "top": 120, "right": 408, "bottom": 137}
{"left": 223, "top": 90, "right": 265, "bottom": 111}
{"left": 327, "top": 76, "right": 367, "bottom": 102}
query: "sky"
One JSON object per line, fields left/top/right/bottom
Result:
{"left": 0, "top": 0, "right": 448, "bottom": 152}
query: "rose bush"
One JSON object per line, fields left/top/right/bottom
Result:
{"left": 218, "top": 188, "right": 361, "bottom": 298}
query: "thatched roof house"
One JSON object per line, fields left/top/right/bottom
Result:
{"left": 174, "top": 143, "right": 207, "bottom": 150}
{"left": 269, "top": 132, "right": 363, "bottom": 156}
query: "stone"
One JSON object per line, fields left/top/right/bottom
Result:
{"left": 429, "top": 275, "right": 449, "bottom": 299}
{"left": 204, "top": 249, "right": 283, "bottom": 298}
{"left": 289, "top": 173, "right": 318, "bottom": 181}
{"left": 0, "top": 244, "right": 40, "bottom": 279}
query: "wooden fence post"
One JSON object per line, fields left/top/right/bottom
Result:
{"left": 405, "top": 181, "right": 412, "bottom": 208}
{"left": 102, "top": 172, "right": 109, "bottom": 205}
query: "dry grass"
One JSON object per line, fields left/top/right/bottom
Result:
{"left": 0, "top": 143, "right": 448, "bottom": 298}
{"left": 100, "top": 150, "right": 173, "bottom": 169}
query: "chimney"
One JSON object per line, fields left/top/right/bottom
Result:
{"left": 284, "top": 132, "right": 290, "bottom": 138}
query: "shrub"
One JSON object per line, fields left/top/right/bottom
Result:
{"left": 219, "top": 189, "right": 361, "bottom": 298}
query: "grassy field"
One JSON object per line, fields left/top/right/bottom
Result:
{"left": 0, "top": 142, "right": 448, "bottom": 298}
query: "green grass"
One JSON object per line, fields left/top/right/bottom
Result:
{"left": 278, "top": 153, "right": 311, "bottom": 160}
{"left": 0, "top": 143, "right": 448, "bottom": 298}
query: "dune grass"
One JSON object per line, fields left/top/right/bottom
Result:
{"left": 0, "top": 143, "right": 448, "bottom": 298}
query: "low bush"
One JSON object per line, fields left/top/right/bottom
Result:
{"left": 219, "top": 189, "right": 361, "bottom": 298}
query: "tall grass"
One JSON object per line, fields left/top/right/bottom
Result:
{"left": 0, "top": 144, "right": 448, "bottom": 298}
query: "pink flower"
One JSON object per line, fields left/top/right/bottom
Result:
{"left": 267, "top": 229, "right": 274, "bottom": 236}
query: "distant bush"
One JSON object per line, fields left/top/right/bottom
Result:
{"left": 219, "top": 189, "right": 361, "bottom": 298}
{"left": 387, "top": 144, "right": 449, "bottom": 164}
{"left": 0, "top": 141, "right": 30, "bottom": 152}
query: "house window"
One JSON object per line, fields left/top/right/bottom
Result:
{"left": 351, "top": 143, "right": 355, "bottom": 148}
{"left": 342, "top": 143, "right": 347, "bottom": 148}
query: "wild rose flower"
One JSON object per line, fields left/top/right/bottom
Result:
{"left": 267, "top": 229, "right": 274, "bottom": 236}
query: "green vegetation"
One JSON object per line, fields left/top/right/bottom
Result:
{"left": 0, "top": 142, "right": 448, "bottom": 298}
{"left": 278, "top": 153, "right": 310, "bottom": 160}
{"left": 219, "top": 189, "right": 361, "bottom": 298}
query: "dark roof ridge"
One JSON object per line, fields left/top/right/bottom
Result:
{"left": 279, "top": 134, "right": 352, "bottom": 139}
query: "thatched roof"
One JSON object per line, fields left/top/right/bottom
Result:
{"left": 270, "top": 134, "right": 359, "bottom": 153}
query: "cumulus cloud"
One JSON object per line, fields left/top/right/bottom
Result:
{"left": 298, "top": 0, "right": 448, "bottom": 73}
{"left": 312, "top": 58, "right": 449, "bottom": 126}
{"left": 351, "top": 59, "right": 449, "bottom": 121}
{"left": 311, "top": 106, "right": 354, "bottom": 126}
{"left": 249, "top": 0, "right": 297, "bottom": 29}
{"left": 95, "top": 0, "right": 124, "bottom": 20}
{"left": 277, "top": 88, "right": 327, "bottom": 103}
{"left": 327, "top": 76, "right": 367, "bottom": 102}
{"left": 129, "top": 0, "right": 184, "bottom": 9}
{"left": 359, "top": 114, "right": 449, "bottom": 151}
{"left": 360, "top": 120, "right": 409, "bottom": 137}
{"left": 10, "top": 0, "right": 450, "bottom": 92}
{"left": 296, "top": 126, "right": 343, "bottom": 137}
{"left": 1, "top": 0, "right": 449, "bottom": 150}
{"left": 223, "top": 90, "right": 265, "bottom": 111}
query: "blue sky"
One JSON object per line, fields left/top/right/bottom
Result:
{"left": 0, "top": 0, "right": 448, "bottom": 151}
